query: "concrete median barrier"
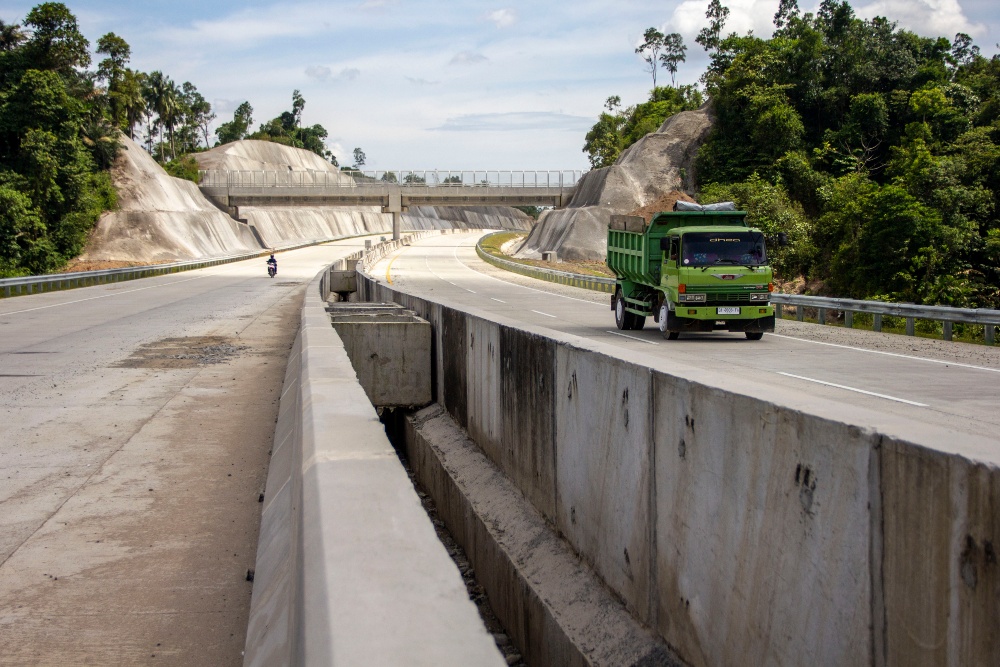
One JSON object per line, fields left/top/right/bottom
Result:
{"left": 243, "top": 268, "right": 505, "bottom": 666}
{"left": 358, "top": 271, "right": 1000, "bottom": 667}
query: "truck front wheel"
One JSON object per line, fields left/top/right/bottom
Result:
{"left": 614, "top": 290, "right": 629, "bottom": 330}
{"left": 745, "top": 331, "right": 764, "bottom": 341}
{"left": 659, "top": 303, "right": 678, "bottom": 340}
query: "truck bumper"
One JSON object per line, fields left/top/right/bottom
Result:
{"left": 667, "top": 306, "right": 775, "bottom": 333}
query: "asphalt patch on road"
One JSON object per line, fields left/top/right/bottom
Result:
{"left": 115, "top": 336, "right": 248, "bottom": 369}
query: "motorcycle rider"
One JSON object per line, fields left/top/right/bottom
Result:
{"left": 266, "top": 253, "right": 277, "bottom": 276}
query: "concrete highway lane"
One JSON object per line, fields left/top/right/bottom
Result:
{"left": 373, "top": 231, "right": 1000, "bottom": 451}
{"left": 0, "top": 239, "right": 367, "bottom": 666}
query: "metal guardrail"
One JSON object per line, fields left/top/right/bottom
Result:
{"left": 199, "top": 169, "right": 584, "bottom": 189}
{"left": 476, "top": 232, "right": 998, "bottom": 345}
{"left": 770, "top": 293, "right": 999, "bottom": 344}
{"left": 0, "top": 236, "right": 346, "bottom": 299}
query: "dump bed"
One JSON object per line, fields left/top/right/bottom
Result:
{"left": 606, "top": 211, "right": 750, "bottom": 285}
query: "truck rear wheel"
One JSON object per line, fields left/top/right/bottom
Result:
{"left": 746, "top": 331, "right": 764, "bottom": 341}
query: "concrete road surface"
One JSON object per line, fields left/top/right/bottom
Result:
{"left": 372, "top": 231, "right": 1000, "bottom": 456}
{"left": 0, "top": 240, "right": 364, "bottom": 666}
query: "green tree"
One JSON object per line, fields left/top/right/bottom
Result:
{"left": 660, "top": 33, "right": 687, "bottom": 86}
{"left": 23, "top": 2, "right": 90, "bottom": 76}
{"left": 353, "top": 147, "right": 366, "bottom": 169}
{"left": 696, "top": 0, "right": 730, "bottom": 53}
{"left": 215, "top": 101, "right": 253, "bottom": 145}
{"left": 636, "top": 28, "right": 666, "bottom": 88}
{"left": 96, "top": 32, "right": 130, "bottom": 128}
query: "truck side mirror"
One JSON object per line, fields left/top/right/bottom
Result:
{"left": 660, "top": 238, "right": 670, "bottom": 252}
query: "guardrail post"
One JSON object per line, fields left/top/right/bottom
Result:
{"left": 775, "top": 303, "right": 783, "bottom": 319}
{"left": 943, "top": 321, "right": 953, "bottom": 341}
{"left": 845, "top": 311, "right": 853, "bottom": 328}
{"left": 796, "top": 306, "right": 804, "bottom": 322}
{"left": 905, "top": 317, "right": 915, "bottom": 336}
{"left": 873, "top": 314, "right": 882, "bottom": 332}
{"left": 818, "top": 307, "right": 826, "bottom": 325}
{"left": 988, "top": 325, "right": 996, "bottom": 346}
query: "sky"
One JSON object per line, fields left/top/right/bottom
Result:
{"left": 2, "top": 1, "right": 997, "bottom": 171}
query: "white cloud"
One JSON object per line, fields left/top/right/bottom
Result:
{"left": 305, "top": 66, "right": 361, "bottom": 83}
{"left": 670, "top": 0, "right": 780, "bottom": 41}
{"left": 434, "top": 111, "right": 593, "bottom": 132}
{"left": 406, "top": 77, "right": 441, "bottom": 86}
{"left": 855, "top": 0, "right": 984, "bottom": 39}
{"left": 449, "top": 51, "right": 489, "bottom": 65}
{"left": 487, "top": 9, "right": 518, "bottom": 29}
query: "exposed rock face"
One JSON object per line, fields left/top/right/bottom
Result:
{"left": 515, "top": 105, "right": 714, "bottom": 261}
{"left": 79, "top": 137, "right": 260, "bottom": 262}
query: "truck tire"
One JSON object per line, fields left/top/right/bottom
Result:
{"left": 631, "top": 314, "right": 646, "bottom": 331}
{"left": 745, "top": 331, "right": 764, "bottom": 340}
{"left": 658, "top": 303, "right": 679, "bottom": 340}
{"left": 614, "top": 290, "right": 630, "bottom": 330}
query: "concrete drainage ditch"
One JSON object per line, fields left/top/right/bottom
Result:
{"left": 330, "top": 299, "right": 680, "bottom": 667}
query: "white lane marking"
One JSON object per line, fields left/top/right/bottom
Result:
{"left": 491, "top": 298, "right": 506, "bottom": 303}
{"left": 770, "top": 333, "right": 1000, "bottom": 374}
{"left": 0, "top": 275, "right": 210, "bottom": 317}
{"left": 605, "top": 330, "right": 660, "bottom": 345}
{"left": 421, "top": 252, "right": 476, "bottom": 293}
{"left": 446, "top": 236, "right": 607, "bottom": 306}
{"left": 777, "top": 372, "right": 929, "bottom": 407}
{"left": 532, "top": 310, "right": 557, "bottom": 318}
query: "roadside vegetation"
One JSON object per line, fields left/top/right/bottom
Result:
{"left": 586, "top": 0, "right": 1000, "bottom": 309}
{"left": 0, "top": 2, "right": 355, "bottom": 277}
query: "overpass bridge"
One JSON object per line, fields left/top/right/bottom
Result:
{"left": 198, "top": 169, "right": 583, "bottom": 239}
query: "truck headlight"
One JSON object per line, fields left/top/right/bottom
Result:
{"left": 679, "top": 294, "right": 706, "bottom": 303}
{"left": 749, "top": 293, "right": 769, "bottom": 301}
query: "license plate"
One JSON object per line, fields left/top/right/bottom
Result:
{"left": 717, "top": 307, "right": 740, "bottom": 315}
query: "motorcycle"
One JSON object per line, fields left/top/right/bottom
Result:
{"left": 267, "top": 261, "right": 277, "bottom": 278}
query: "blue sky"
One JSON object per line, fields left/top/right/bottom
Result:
{"left": 2, "top": 1, "right": 997, "bottom": 171}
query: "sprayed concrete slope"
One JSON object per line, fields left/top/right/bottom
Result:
{"left": 79, "top": 137, "right": 261, "bottom": 262}
{"left": 195, "top": 141, "right": 533, "bottom": 248}
{"left": 516, "top": 106, "right": 713, "bottom": 261}
{"left": 79, "top": 139, "right": 531, "bottom": 264}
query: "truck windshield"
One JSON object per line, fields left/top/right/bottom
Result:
{"left": 680, "top": 232, "right": 766, "bottom": 267}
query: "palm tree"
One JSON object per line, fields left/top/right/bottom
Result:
{"left": 142, "top": 71, "right": 164, "bottom": 155}
{"left": 158, "top": 80, "right": 181, "bottom": 160}
{"left": 145, "top": 72, "right": 180, "bottom": 161}
{"left": 121, "top": 69, "right": 146, "bottom": 140}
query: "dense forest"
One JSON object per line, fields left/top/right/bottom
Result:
{"left": 588, "top": 0, "right": 1000, "bottom": 308}
{"left": 0, "top": 2, "right": 346, "bottom": 277}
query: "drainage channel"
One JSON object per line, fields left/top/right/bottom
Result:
{"left": 380, "top": 407, "right": 528, "bottom": 667}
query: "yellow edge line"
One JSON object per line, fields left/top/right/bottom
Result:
{"left": 385, "top": 251, "right": 401, "bottom": 285}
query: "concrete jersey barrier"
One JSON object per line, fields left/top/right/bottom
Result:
{"left": 243, "top": 253, "right": 505, "bottom": 666}
{"left": 356, "top": 249, "right": 1000, "bottom": 667}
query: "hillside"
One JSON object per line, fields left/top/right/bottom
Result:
{"left": 78, "top": 137, "right": 261, "bottom": 262}
{"left": 515, "top": 106, "right": 713, "bottom": 261}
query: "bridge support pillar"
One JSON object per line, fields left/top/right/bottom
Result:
{"left": 392, "top": 211, "right": 402, "bottom": 241}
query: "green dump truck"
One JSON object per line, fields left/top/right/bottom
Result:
{"left": 606, "top": 203, "right": 778, "bottom": 340}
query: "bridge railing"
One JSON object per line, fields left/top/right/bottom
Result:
{"left": 199, "top": 169, "right": 583, "bottom": 189}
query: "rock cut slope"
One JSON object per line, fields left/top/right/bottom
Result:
{"left": 194, "top": 142, "right": 532, "bottom": 248}
{"left": 79, "top": 138, "right": 533, "bottom": 264}
{"left": 515, "top": 105, "right": 714, "bottom": 261}
{"left": 79, "top": 137, "right": 261, "bottom": 262}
